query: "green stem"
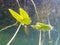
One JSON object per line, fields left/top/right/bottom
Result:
{"left": 6, "top": 24, "right": 21, "bottom": 45}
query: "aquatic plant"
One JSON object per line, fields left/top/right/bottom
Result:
{"left": 8, "top": 8, "right": 31, "bottom": 25}
{"left": 30, "top": 0, "right": 42, "bottom": 45}
{"left": 6, "top": 8, "right": 31, "bottom": 45}
{"left": 0, "top": 0, "right": 58, "bottom": 45}
{"left": 31, "top": 22, "right": 53, "bottom": 45}
{"left": 30, "top": 0, "right": 54, "bottom": 45}
{"left": 31, "top": 22, "right": 53, "bottom": 31}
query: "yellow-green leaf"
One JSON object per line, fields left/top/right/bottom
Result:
{"left": 19, "top": 8, "right": 31, "bottom": 25}
{"left": 8, "top": 8, "right": 31, "bottom": 25}
{"left": 31, "top": 22, "right": 53, "bottom": 31}
{"left": 8, "top": 9, "right": 23, "bottom": 23}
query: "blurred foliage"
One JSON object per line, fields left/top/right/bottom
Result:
{"left": 0, "top": 0, "right": 60, "bottom": 45}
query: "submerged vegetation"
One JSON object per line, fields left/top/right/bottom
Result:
{"left": 8, "top": 8, "right": 31, "bottom": 25}
{"left": 7, "top": 7, "right": 31, "bottom": 45}
{"left": 31, "top": 22, "right": 53, "bottom": 31}
{"left": 0, "top": 0, "right": 60, "bottom": 45}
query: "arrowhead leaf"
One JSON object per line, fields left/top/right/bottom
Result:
{"left": 8, "top": 8, "right": 31, "bottom": 25}
{"left": 8, "top": 9, "right": 23, "bottom": 23}
{"left": 19, "top": 8, "right": 31, "bottom": 25}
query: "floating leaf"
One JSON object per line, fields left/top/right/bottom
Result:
{"left": 8, "top": 9, "right": 23, "bottom": 23}
{"left": 19, "top": 8, "right": 31, "bottom": 25}
{"left": 8, "top": 8, "right": 31, "bottom": 25}
{"left": 31, "top": 22, "right": 53, "bottom": 31}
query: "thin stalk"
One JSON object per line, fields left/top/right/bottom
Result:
{"left": 47, "top": 14, "right": 51, "bottom": 40}
{"left": 47, "top": 13, "right": 52, "bottom": 45}
{"left": 30, "top": 0, "right": 42, "bottom": 45}
{"left": 16, "top": 0, "right": 20, "bottom": 7}
{"left": 48, "top": 30, "right": 52, "bottom": 45}
{"left": 48, "top": 17, "right": 51, "bottom": 45}
{"left": 55, "top": 37, "right": 59, "bottom": 45}
{"left": 24, "top": 0, "right": 27, "bottom": 8}
{"left": 30, "top": 0, "right": 40, "bottom": 21}
{"left": 55, "top": 18, "right": 60, "bottom": 45}
{"left": 39, "top": 30, "right": 42, "bottom": 45}
{"left": 48, "top": 30, "right": 51, "bottom": 40}
{"left": 42, "top": 31, "right": 45, "bottom": 45}
{"left": 16, "top": 0, "right": 21, "bottom": 14}
{"left": 47, "top": 9, "right": 56, "bottom": 41}
{"left": 0, "top": 21, "right": 18, "bottom": 32}
{"left": 6, "top": 24, "right": 21, "bottom": 45}
{"left": 48, "top": 9, "right": 57, "bottom": 45}
{"left": 0, "top": 0, "right": 21, "bottom": 32}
